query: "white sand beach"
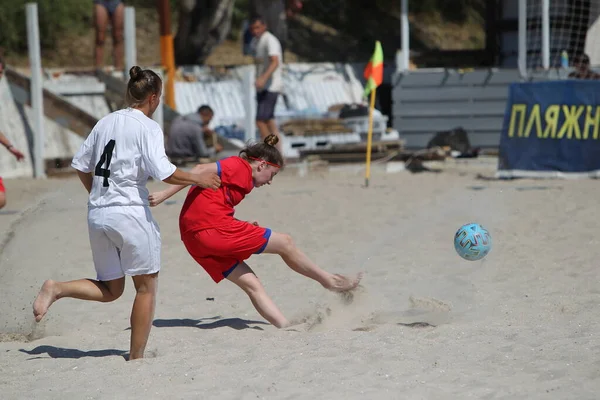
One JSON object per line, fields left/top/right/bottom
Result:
{"left": 1, "top": 158, "right": 599, "bottom": 399}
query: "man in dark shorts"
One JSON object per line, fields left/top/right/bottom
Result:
{"left": 249, "top": 16, "right": 284, "bottom": 155}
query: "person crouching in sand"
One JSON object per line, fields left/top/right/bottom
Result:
{"left": 149, "top": 134, "right": 362, "bottom": 328}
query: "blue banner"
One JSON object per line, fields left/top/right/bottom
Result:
{"left": 498, "top": 80, "right": 600, "bottom": 178}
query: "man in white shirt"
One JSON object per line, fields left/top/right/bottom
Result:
{"left": 249, "top": 16, "right": 284, "bottom": 154}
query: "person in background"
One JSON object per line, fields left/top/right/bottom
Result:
{"left": 167, "top": 105, "right": 223, "bottom": 163}
{"left": 93, "top": 0, "right": 124, "bottom": 70}
{"left": 244, "top": 0, "right": 303, "bottom": 57}
{"left": 183, "top": 105, "right": 224, "bottom": 154}
{"left": 0, "top": 57, "right": 27, "bottom": 210}
{"left": 0, "top": 131, "right": 26, "bottom": 210}
{"left": 569, "top": 54, "right": 600, "bottom": 80}
{"left": 149, "top": 135, "right": 362, "bottom": 328}
{"left": 249, "top": 16, "right": 284, "bottom": 156}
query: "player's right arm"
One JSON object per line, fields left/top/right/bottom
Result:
{"left": 149, "top": 163, "right": 218, "bottom": 207}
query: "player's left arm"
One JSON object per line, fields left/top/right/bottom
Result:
{"left": 149, "top": 163, "right": 218, "bottom": 207}
{"left": 77, "top": 170, "right": 93, "bottom": 194}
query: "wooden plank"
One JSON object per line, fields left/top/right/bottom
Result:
{"left": 6, "top": 67, "right": 98, "bottom": 139}
{"left": 281, "top": 118, "right": 354, "bottom": 136}
{"left": 299, "top": 140, "right": 404, "bottom": 156}
{"left": 304, "top": 151, "right": 400, "bottom": 163}
{"left": 303, "top": 149, "right": 446, "bottom": 164}
{"left": 331, "top": 140, "right": 404, "bottom": 152}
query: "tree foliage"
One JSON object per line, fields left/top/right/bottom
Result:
{"left": 0, "top": 0, "right": 90, "bottom": 54}
{"left": 0, "top": 0, "right": 178, "bottom": 56}
{"left": 174, "top": 0, "right": 236, "bottom": 65}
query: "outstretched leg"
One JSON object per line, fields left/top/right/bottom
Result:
{"left": 226, "top": 262, "right": 289, "bottom": 328}
{"left": 33, "top": 277, "right": 125, "bottom": 322}
{"left": 263, "top": 232, "right": 362, "bottom": 292}
{"left": 129, "top": 272, "right": 158, "bottom": 360}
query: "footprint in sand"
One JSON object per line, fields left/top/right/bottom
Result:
{"left": 286, "top": 290, "right": 452, "bottom": 333}
{"left": 361, "top": 295, "right": 452, "bottom": 330}
{"left": 408, "top": 295, "right": 452, "bottom": 312}
{"left": 0, "top": 319, "right": 46, "bottom": 343}
{"left": 395, "top": 296, "right": 452, "bottom": 328}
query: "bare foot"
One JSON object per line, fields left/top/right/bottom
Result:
{"left": 33, "top": 280, "right": 58, "bottom": 322}
{"left": 324, "top": 272, "right": 363, "bottom": 292}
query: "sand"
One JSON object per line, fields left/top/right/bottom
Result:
{"left": 1, "top": 158, "right": 599, "bottom": 399}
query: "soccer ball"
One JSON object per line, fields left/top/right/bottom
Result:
{"left": 454, "top": 223, "right": 492, "bottom": 261}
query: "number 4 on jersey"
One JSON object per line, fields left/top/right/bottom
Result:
{"left": 95, "top": 140, "right": 116, "bottom": 187}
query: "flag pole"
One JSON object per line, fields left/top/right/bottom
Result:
{"left": 365, "top": 87, "right": 377, "bottom": 187}
{"left": 158, "top": 0, "right": 176, "bottom": 109}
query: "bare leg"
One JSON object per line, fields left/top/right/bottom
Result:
{"left": 266, "top": 119, "right": 284, "bottom": 154}
{"left": 129, "top": 273, "right": 158, "bottom": 360}
{"left": 264, "top": 232, "right": 362, "bottom": 292}
{"left": 111, "top": 3, "right": 125, "bottom": 70}
{"left": 227, "top": 262, "right": 289, "bottom": 328}
{"left": 0, "top": 191, "right": 6, "bottom": 209}
{"left": 94, "top": 4, "right": 109, "bottom": 68}
{"left": 256, "top": 120, "right": 271, "bottom": 141}
{"left": 33, "top": 277, "right": 125, "bottom": 322}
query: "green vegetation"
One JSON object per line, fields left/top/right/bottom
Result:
{"left": 410, "top": 0, "right": 484, "bottom": 23}
{"left": 0, "top": 0, "right": 90, "bottom": 54}
{"left": 0, "top": 0, "right": 177, "bottom": 57}
{"left": 0, "top": 0, "right": 484, "bottom": 67}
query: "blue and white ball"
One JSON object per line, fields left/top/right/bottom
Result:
{"left": 454, "top": 223, "right": 492, "bottom": 261}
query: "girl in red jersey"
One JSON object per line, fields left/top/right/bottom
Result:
{"left": 149, "top": 134, "right": 362, "bottom": 328}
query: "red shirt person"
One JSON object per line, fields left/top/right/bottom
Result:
{"left": 179, "top": 155, "right": 272, "bottom": 283}
{"left": 150, "top": 135, "right": 362, "bottom": 328}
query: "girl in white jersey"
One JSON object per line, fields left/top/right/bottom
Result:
{"left": 32, "top": 66, "right": 220, "bottom": 360}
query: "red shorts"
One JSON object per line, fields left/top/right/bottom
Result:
{"left": 182, "top": 220, "right": 272, "bottom": 283}
{"left": 0, "top": 177, "right": 4, "bottom": 193}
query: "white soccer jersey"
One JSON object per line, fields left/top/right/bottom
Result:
{"left": 72, "top": 108, "right": 176, "bottom": 208}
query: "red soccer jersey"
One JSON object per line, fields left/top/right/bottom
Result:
{"left": 179, "top": 156, "right": 254, "bottom": 235}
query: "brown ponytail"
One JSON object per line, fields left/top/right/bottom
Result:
{"left": 125, "top": 66, "right": 162, "bottom": 107}
{"left": 240, "top": 134, "right": 284, "bottom": 167}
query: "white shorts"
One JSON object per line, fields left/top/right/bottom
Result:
{"left": 88, "top": 206, "right": 161, "bottom": 281}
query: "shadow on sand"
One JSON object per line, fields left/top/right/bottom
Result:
{"left": 151, "top": 316, "right": 269, "bottom": 331}
{"left": 19, "top": 346, "right": 127, "bottom": 360}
